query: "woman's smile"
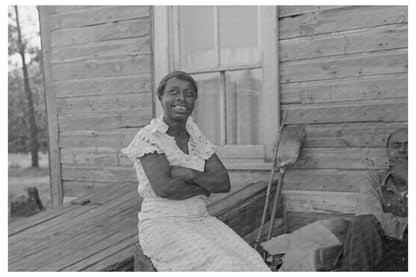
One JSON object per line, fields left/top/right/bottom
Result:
{"left": 172, "top": 104, "right": 188, "bottom": 112}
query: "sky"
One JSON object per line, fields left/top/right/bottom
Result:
{"left": 8, "top": 5, "right": 41, "bottom": 71}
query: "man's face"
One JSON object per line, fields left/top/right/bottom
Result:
{"left": 388, "top": 129, "right": 408, "bottom": 182}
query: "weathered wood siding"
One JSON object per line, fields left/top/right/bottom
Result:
{"left": 40, "top": 6, "right": 154, "bottom": 203}
{"left": 278, "top": 5, "right": 408, "bottom": 230}
{"left": 41, "top": 6, "right": 408, "bottom": 232}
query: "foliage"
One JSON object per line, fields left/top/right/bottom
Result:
{"left": 8, "top": 62, "right": 48, "bottom": 153}
{"left": 8, "top": 9, "right": 19, "bottom": 56}
{"left": 8, "top": 6, "right": 47, "bottom": 153}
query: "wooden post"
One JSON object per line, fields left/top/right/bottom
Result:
{"left": 38, "top": 6, "right": 63, "bottom": 206}
{"left": 259, "top": 6, "right": 279, "bottom": 161}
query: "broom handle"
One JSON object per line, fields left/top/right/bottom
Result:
{"left": 266, "top": 167, "right": 286, "bottom": 241}
{"left": 254, "top": 166, "right": 276, "bottom": 251}
{"left": 254, "top": 112, "right": 287, "bottom": 250}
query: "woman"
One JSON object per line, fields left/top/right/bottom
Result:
{"left": 122, "top": 71, "right": 270, "bottom": 271}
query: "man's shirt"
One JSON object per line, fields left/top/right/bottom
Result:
{"left": 357, "top": 170, "right": 408, "bottom": 241}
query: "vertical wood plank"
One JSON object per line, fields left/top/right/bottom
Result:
{"left": 259, "top": 6, "right": 279, "bottom": 161}
{"left": 39, "top": 6, "right": 62, "bottom": 206}
{"left": 153, "top": 6, "right": 169, "bottom": 118}
{"left": 215, "top": 7, "right": 226, "bottom": 145}
{"left": 169, "top": 6, "right": 180, "bottom": 70}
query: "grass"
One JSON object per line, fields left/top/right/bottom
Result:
{"left": 8, "top": 152, "right": 51, "bottom": 221}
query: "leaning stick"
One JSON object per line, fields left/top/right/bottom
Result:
{"left": 253, "top": 111, "right": 287, "bottom": 251}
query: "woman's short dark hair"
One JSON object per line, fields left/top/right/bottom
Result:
{"left": 157, "top": 71, "right": 198, "bottom": 100}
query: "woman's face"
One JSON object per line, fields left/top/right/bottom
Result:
{"left": 160, "top": 77, "right": 196, "bottom": 122}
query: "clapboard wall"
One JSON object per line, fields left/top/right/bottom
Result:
{"left": 39, "top": 5, "right": 408, "bottom": 231}
{"left": 277, "top": 5, "right": 408, "bottom": 230}
{"left": 39, "top": 6, "right": 154, "bottom": 205}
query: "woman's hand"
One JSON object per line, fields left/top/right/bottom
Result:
{"left": 170, "top": 166, "right": 197, "bottom": 182}
{"left": 171, "top": 154, "right": 231, "bottom": 195}
{"left": 140, "top": 153, "right": 210, "bottom": 200}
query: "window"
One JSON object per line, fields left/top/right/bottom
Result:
{"left": 153, "top": 6, "right": 279, "bottom": 166}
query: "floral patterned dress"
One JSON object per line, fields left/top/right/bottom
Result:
{"left": 122, "top": 116, "right": 270, "bottom": 271}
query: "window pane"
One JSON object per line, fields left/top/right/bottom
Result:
{"left": 192, "top": 73, "right": 223, "bottom": 145}
{"left": 226, "top": 69, "right": 262, "bottom": 145}
{"left": 179, "top": 6, "right": 216, "bottom": 69}
{"left": 219, "top": 6, "right": 259, "bottom": 65}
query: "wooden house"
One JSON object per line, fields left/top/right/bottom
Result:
{"left": 10, "top": 5, "right": 407, "bottom": 271}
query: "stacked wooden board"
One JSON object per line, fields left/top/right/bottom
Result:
{"left": 39, "top": 6, "right": 154, "bottom": 205}
{"left": 277, "top": 5, "right": 407, "bottom": 230}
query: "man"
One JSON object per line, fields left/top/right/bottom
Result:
{"left": 340, "top": 128, "right": 408, "bottom": 271}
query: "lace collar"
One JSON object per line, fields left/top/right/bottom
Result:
{"left": 150, "top": 114, "right": 216, "bottom": 160}
{"left": 122, "top": 113, "right": 216, "bottom": 163}
{"left": 149, "top": 114, "right": 199, "bottom": 139}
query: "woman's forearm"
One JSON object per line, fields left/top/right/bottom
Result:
{"left": 170, "top": 162, "right": 230, "bottom": 194}
{"left": 189, "top": 154, "right": 231, "bottom": 193}
{"left": 191, "top": 169, "right": 230, "bottom": 193}
{"left": 140, "top": 153, "right": 210, "bottom": 200}
{"left": 158, "top": 178, "right": 210, "bottom": 200}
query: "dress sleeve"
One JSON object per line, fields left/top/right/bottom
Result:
{"left": 194, "top": 134, "right": 217, "bottom": 160}
{"left": 187, "top": 118, "right": 217, "bottom": 160}
{"left": 356, "top": 171, "right": 408, "bottom": 241}
{"left": 121, "top": 127, "right": 164, "bottom": 162}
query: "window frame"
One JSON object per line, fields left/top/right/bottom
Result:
{"left": 152, "top": 6, "right": 279, "bottom": 166}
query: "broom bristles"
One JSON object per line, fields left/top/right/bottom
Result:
{"left": 275, "top": 125, "right": 306, "bottom": 168}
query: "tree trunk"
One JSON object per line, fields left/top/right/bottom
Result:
{"left": 14, "top": 6, "right": 39, "bottom": 167}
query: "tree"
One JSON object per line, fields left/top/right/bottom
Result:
{"left": 9, "top": 6, "right": 44, "bottom": 167}
{"left": 8, "top": 51, "right": 48, "bottom": 154}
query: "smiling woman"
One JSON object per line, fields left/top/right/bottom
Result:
{"left": 157, "top": 71, "right": 197, "bottom": 125}
{"left": 122, "top": 71, "right": 270, "bottom": 271}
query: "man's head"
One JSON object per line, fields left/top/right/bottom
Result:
{"left": 387, "top": 128, "right": 408, "bottom": 183}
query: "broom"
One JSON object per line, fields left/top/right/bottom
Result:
{"left": 254, "top": 112, "right": 306, "bottom": 253}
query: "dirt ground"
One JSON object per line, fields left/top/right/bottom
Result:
{"left": 8, "top": 152, "right": 51, "bottom": 222}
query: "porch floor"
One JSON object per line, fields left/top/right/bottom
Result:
{"left": 9, "top": 182, "right": 140, "bottom": 271}
{"left": 9, "top": 180, "right": 277, "bottom": 271}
